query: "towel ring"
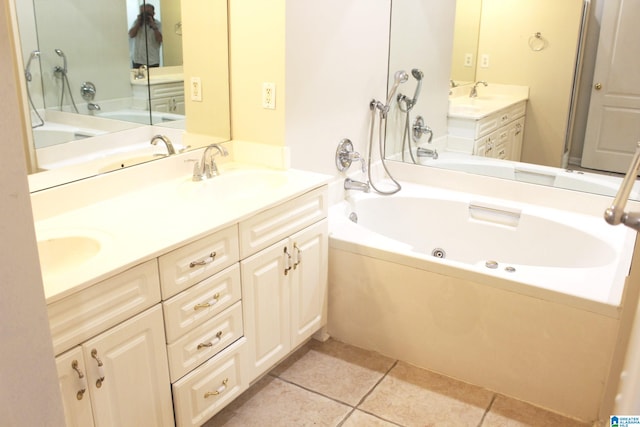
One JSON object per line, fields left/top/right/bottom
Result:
{"left": 528, "top": 32, "right": 546, "bottom": 51}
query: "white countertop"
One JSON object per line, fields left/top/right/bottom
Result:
{"left": 33, "top": 157, "right": 330, "bottom": 304}
{"left": 448, "top": 83, "right": 529, "bottom": 120}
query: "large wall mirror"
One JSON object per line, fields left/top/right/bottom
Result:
{"left": 386, "top": 0, "right": 638, "bottom": 200}
{"left": 14, "top": 0, "right": 230, "bottom": 192}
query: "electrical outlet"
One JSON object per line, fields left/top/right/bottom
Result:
{"left": 262, "top": 82, "right": 276, "bottom": 109}
{"left": 191, "top": 77, "right": 202, "bottom": 102}
{"left": 464, "top": 53, "right": 473, "bottom": 67}
{"left": 480, "top": 54, "right": 490, "bottom": 68}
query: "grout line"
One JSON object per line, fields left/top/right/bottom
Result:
{"left": 477, "top": 393, "right": 496, "bottom": 427}
{"left": 354, "top": 359, "right": 399, "bottom": 408}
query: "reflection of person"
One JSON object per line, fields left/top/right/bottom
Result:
{"left": 128, "top": 4, "right": 162, "bottom": 68}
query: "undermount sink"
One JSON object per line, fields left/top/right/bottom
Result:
{"left": 177, "top": 169, "right": 289, "bottom": 200}
{"left": 37, "top": 233, "right": 104, "bottom": 276}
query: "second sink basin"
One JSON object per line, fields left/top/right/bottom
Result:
{"left": 38, "top": 235, "right": 101, "bottom": 276}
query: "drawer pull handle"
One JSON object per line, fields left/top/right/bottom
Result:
{"left": 197, "top": 331, "right": 223, "bottom": 350}
{"left": 204, "top": 378, "right": 229, "bottom": 398}
{"left": 194, "top": 293, "right": 220, "bottom": 311}
{"left": 190, "top": 251, "right": 217, "bottom": 268}
{"left": 293, "top": 243, "right": 302, "bottom": 269}
{"left": 91, "top": 349, "right": 105, "bottom": 388}
{"left": 284, "top": 246, "right": 292, "bottom": 275}
{"left": 71, "top": 360, "right": 88, "bottom": 400}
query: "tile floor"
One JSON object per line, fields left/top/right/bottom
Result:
{"left": 203, "top": 338, "right": 590, "bottom": 427}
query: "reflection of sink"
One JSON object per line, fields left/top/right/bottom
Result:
{"left": 38, "top": 236, "right": 101, "bottom": 276}
{"left": 98, "top": 154, "right": 166, "bottom": 173}
{"left": 177, "top": 169, "right": 289, "bottom": 200}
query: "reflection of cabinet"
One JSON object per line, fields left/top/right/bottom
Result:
{"left": 240, "top": 188, "right": 328, "bottom": 381}
{"left": 149, "top": 82, "right": 185, "bottom": 115}
{"left": 448, "top": 101, "right": 526, "bottom": 161}
{"left": 56, "top": 306, "right": 173, "bottom": 427}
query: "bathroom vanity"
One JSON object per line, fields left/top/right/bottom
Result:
{"left": 36, "top": 155, "right": 329, "bottom": 427}
{"left": 447, "top": 84, "right": 528, "bottom": 161}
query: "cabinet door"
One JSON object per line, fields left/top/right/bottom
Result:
{"left": 241, "top": 238, "right": 291, "bottom": 381}
{"left": 290, "top": 220, "right": 328, "bottom": 348}
{"left": 509, "top": 118, "right": 525, "bottom": 161}
{"left": 56, "top": 347, "right": 95, "bottom": 427}
{"left": 83, "top": 305, "right": 174, "bottom": 427}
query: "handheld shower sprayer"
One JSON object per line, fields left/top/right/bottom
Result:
{"left": 410, "top": 68, "right": 423, "bottom": 106}
{"left": 25, "top": 50, "right": 40, "bottom": 82}
{"left": 385, "top": 70, "right": 409, "bottom": 107}
{"left": 55, "top": 48, "right": 67, "bottom": 73}
{"left": 397, "top": 68, "right": 424, "bottom": 111}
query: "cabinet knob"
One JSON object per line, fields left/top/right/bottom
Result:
{"left": 292, "top": 243, "right": 302, "bottom": 269}
{"left": 594, "top": 83, "right": 602, "bottom": 90}
{"left": 283, "top": 246, "right": 292, "bottom": 275}
{"left": 193, "top": 293, "right": 220, "bottom": 311}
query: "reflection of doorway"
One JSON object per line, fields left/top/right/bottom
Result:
{"left": 581, "top": 0, "right": 640, "bottom": 174}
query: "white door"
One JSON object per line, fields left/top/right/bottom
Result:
{"left": 581, "top": 0, "right": 640, "bottom": 173}
{"left": 290, "top": 220, "right": 328, "bottom": 348}
{"left": 83, "top": 305, "right": 174, "bottom": 427}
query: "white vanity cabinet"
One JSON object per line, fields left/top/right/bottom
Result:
{"left": 239, "top": 187, "right": 328, "bottom": 381}
{"left": 50, "top": 261, "right": 174, "bottom": 427}
{"left": 55, "top": 305, "right": 173, "bottom": 427}
{"left": 149, "top": 82, "right": 185, "bottom": 115}
{"left": 448, "top": 100, "right": 526, "bottom": 161}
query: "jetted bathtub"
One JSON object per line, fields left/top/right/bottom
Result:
{"left": 327, "top": 179, "right": 637, "bottom": 421}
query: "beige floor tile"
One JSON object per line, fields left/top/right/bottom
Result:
{"left": 342, "top": 409, "right": 401, "bottom": 426}
{"left": 203, "top": 375, "right": 351, "bottom": 426}
{"left": 273, "top": 338, "right": 396, "bottom": 406}
{"left": 482, "top": 395, "right": 590, "bottom": 427}
{"left": 359, "top": 361, "right": 493, "bottom": 427}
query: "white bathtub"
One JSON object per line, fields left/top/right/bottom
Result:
{"left": 97, "top": 109, "right": 185, "bottom": 125}
{"left": 32, "top": 124, "right": 106, "bottom": 149}
{"left": 328, "top": 180, "right": 637, "bottom": 421}
{"left": 416, "top": 151, "right": 640, "bottom": 200}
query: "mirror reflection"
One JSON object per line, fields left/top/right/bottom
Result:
{"left": 13, "top": 0, "right": 230, "bottom": 192}
{"left": 386, "top": 0, "right": 639, "bottom": 200}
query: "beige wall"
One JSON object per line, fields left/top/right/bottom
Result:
{"left": 451, "top": 0, "right": 482, "bottom": 84}
{"left": 181, "top": 0, "right": 230, "bottom": 140}
{"left": 476, "top": 0, "right": 585, "bottom": 167}
{"left": 228, "top": 0, "right": 286, "bottom": 146}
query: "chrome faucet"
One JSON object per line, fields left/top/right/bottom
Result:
{"left": 193, "top": 144, "right": 229, "bottom": 181}
{"left": 417, "top": 147, "right": 438, "bottom": 160}
{"left": 88, "top": 103, "right": 101, "bottom": 111}
{"left": 344, "top": 178, "right": 370, "bottom": 193}
{"left": 134, "top": 64, "right": 147, "bottom": 80}
{"left": 150, "top": 134, "right": 176, "bottom": 155}
{"left": 469, "top": 81, "right": 488, "bottom": 98}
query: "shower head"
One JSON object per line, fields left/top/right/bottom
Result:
{"left": 411, "top": 68, "right": 424, "bottom": 106}
{"left": 55, "top": 48, "right": 67, "bottom": 73}
{"left": 385, "top": 70, "right": 409, "bottom": 107}
{"left": 25, "top": 50, "right": 40, "bottom": 82}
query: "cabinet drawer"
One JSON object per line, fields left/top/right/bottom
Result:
{"left": 477, "top": 112, "right": 500, "bottom": 138}
{"left": 173, "top": 338, "right": 248, "bottom": 427}
{"left": 159, "top": 225, "right": 239, "bottom": 299}
{"left": 167, "top": 301, "right": 244, "bottom": 382}
{"left": 48, "top": 260, "right": 160, "bottom": 355}
{"left": 163, "top": 263, "right": 241, "bottom": 342}
{"left": 239, "top": 186, "right": 328, "bottom": 258}
{"left": 150, "top": 82, "right": 184, "bottom": 99}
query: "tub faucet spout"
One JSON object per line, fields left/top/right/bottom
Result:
{"left": 344, "top": 178, "right": 370, "bottom": 193}
{"left": 417, "top": 147, "right": 438, "bottom": 160}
